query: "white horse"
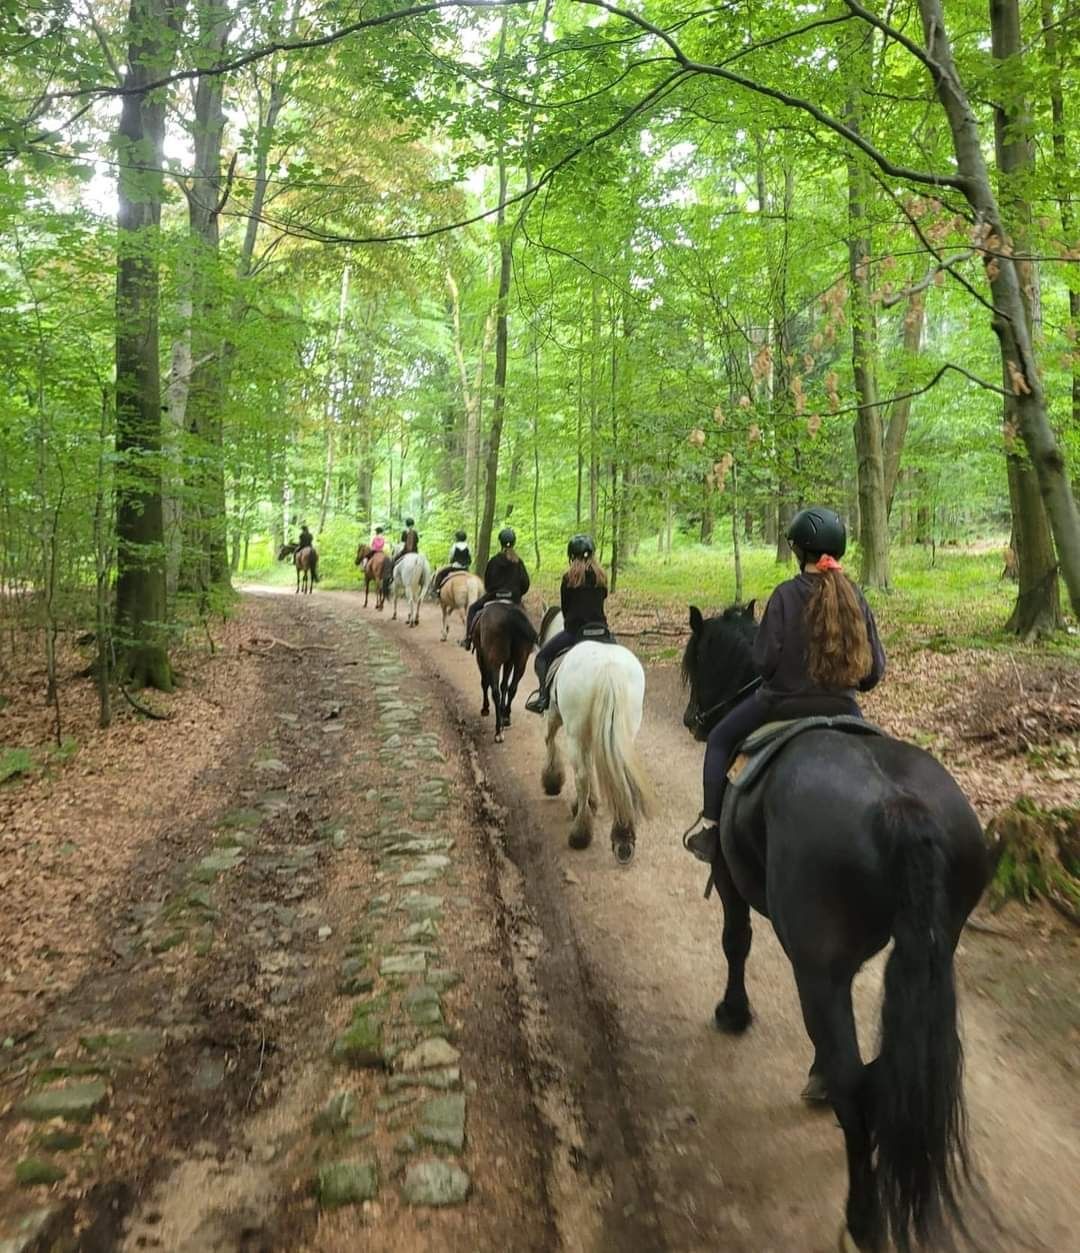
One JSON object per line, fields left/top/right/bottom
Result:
{"left": 538, "top": 611, "right": 654, "bottom": 863}
{"left": 391, "top": 552, "right": 432, "bottom": 627}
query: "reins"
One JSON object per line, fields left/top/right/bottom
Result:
{"left": 690, "top": 674, "right": 763, "bottom": 736}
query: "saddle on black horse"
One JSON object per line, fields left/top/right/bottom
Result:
{"left": 705, "top": 715, "right": 886, "bottom": 894}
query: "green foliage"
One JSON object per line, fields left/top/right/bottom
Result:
{"left": 0, "top": 748, "right": 34, "bottom": 784}
{"left": 2, "top": 0, "right": 1079, "bottom": 704}
{"left": 989, "top": 800, "right": 1080, "bottom": 918}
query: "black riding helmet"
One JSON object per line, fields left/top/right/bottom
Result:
{"left": 405, "top": 517, "right": 415, "bottom": 528}
{"left": 375, "top": 526, "right": 384, "bottom": 534}
{"left": 498, "top": 526, "right": 516, "bottom": 548}
{"left": 786, "top": 506, "right": 846, "bottom": 559}
{"left": 567, "top": 533, "right": 594, "bottom": 560}
{"left": 455, "top": 529, "right": 467, "bottom": 542}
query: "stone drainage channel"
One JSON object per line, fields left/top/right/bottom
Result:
{"left": 0, "top": 608, "right": 546, "bottom": 1252}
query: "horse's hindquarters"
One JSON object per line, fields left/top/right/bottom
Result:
{"left": 555, "top": 644, "right": 646, "bottom": 727}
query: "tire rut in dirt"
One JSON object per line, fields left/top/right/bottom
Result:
{"left": 410, "top": 642, "right": 666, "bottom": 1253}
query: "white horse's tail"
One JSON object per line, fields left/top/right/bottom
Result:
{"left": 579, "top": 666, "right": 655, "bottom": 831}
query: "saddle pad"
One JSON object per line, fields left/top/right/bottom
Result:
{"left": 726, "top": 715, "right": 885, "bottom": 791}
{"left": 543, "top": 631, "right": 618, "bottom": 705}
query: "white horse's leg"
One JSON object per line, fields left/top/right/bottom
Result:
{"left": 566, "top": 732, "right": 593, "bottom": 849}
{"left": 541, "top": 708, "right": 564, "bottom": 796}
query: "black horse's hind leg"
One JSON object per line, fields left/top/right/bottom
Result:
{"left": 501, "top": 662, "right": 524, "bottom": 729}
{"left": 710, "top": 850, "right": 753, "bottom": 1033}
{"left": 794, "top": 970, "right": 881, "bottom": 1253}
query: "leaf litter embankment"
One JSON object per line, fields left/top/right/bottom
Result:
{"left": 0, "top": 591, "right": 551, "bottom": 1250}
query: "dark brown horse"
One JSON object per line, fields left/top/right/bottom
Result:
{"left": 473, "top": 600, "right": 537, "bottom": 742}
{"left": 278, "top": 543, "right": 317, "bottom": 593}
{"left": 354, "top": 543, "right": 389, "bottom": 610}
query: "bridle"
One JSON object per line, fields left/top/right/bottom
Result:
{"left": 689, "top": 674, "right": 762, "bottom": 737}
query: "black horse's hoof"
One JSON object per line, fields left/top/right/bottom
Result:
{"left": 801, "top": 1073, "right": 830, "bottom": 1104}
{"left": 568, "top": 827, "right": 592, "bottom": 850}
{"left": 713, "top": 1002, "right": 752, "bottom": 1034}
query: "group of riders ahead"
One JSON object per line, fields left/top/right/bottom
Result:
{"left": 297, "top": 503, "right": 883, "bottom": 862}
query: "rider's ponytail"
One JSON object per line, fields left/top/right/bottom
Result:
{"left": 804, "top": 561, "right": 872, "bottom": 689}
{"left": 565, "top": 556, "right": 608, "bottom": 589}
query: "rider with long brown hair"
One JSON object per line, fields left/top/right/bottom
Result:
{"left": 526, "top": 534, "right": 610, "bottom": 713}
{"left": 683, "top": 506, "right": 885, "bottom": 862}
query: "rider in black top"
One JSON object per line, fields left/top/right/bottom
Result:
{"left": 682, "top": 505, "right": 885, "bottom": 864}
{"left": 400, "top": 517, "right": 420, "bottom": 554}
{"left": 296, "top": 523, "right": 318, "bottom": 582}
{"left": 433, "top": 529, "right": 472, "bottom": 594}
{"left": 526, "top": 535, "right": 609, "bottom": 713}
{"left": 461, "top": 527, "right": 530, "bottom": 650}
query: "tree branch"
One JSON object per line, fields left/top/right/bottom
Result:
{"left": 569, "top": 0, "right": 968, "bottom": 191}
{"left": 824, "top": 363, "right": 1007, "bottom": 419}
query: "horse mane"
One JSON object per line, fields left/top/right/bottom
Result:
{"left": 539, "top": 603, "right": 561, "bottom": 643}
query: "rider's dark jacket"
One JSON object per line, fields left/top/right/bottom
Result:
{"left": 483, "top": 552, "right": 530, "bottom": 600}
{"left": 401, "top": 527, "right": 419, "bottom": 553}
{"left": 298, "top": 528, "right": 314, "bottom": 551}
{"left": 561, "top": 569, "right": 607, "bottom": 634}
{"left": 755, "top": 573, "right": 885, "bottom": 701}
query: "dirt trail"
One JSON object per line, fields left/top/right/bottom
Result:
{"left": 357, "top": 586, "right": 1080, "bottom": 1253}
{"left": 0, "top": 592, "right": 551, "bottom": 1252}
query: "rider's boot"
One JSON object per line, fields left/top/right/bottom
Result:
{"left": 682, "top": 818, "right": 720, "bottom": 864}
{"left": 683, "top": 771, "right": 726, "bottom": 863}
{"left": 525, "top": 657, "right": 549, "bottom": 714}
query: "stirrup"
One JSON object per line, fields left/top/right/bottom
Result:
{"left": 681, "top": 815, "right": 719, "bottom": 865}
{"left": 524, "top": 689, "right": 546, "bottom": 714}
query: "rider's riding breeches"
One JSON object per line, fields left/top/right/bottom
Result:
{"left": 702, "top": 693, "right": 775, "bottom": 822}
{"left": 535, "top": 629, "right": 576, "bottom": 674}
{"left": 702, "top": 692, "right": 863, "bottom": 822}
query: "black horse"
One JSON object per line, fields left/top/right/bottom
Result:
{"left": 681, "top": 603, "right": 993, "bottom": 1253}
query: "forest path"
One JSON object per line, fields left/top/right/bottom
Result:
{"left": 0, "top": 590, "right": 553, "bottom": 1252}
{"left": 355, "top": 583, "right": 1080, "bottom": 1253}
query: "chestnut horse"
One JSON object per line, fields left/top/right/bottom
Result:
{"left": 354, "top": 543, "right": 389, "bottom": 610}
{"left": 278, "top": 543, "right": 317, "bottom": 593}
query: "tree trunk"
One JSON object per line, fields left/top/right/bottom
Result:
{"left": 182, "top": 0, "right": 232, "bottom": 592}
{"left": 1040, "top": 0, "right": 1080, "bottom": 438}
{"left": 846, "top": 55, "right": 891, "bottom": 589}
{"left": 319, "top": 265, "right": 350, "bottom": 533}
{"left": 989, "top": 0, "right": 1062, "bottom": 636}
{"left": 700, "top": 473, "right": 715, "bottom": 544}
{"left": 883, "top": 287, "right": 927, "bottom": 517}
{"left": 731, "top": 458, "right": 743, "bottom": 603}
{"left": 113, "top": 0, "right": 186, "bottom": 690}
{"left": 917, "top": 0, "right": 1080, "bottom": 620}
{"left": 164, "top": 286, "right": 191, "bottom": 599}
{"left": 476, "top": 153, "right": 512, "bottom": 572}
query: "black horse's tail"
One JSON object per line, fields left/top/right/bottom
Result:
{"left": 506, "top": 605, "right": 538, "bottom": 652}
{"left": 874, "top": 794, "right": 969, "bottom": 1251}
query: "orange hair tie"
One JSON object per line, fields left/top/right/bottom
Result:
{"left": 816, "top": 554, "right": 843, "bottom": 572}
